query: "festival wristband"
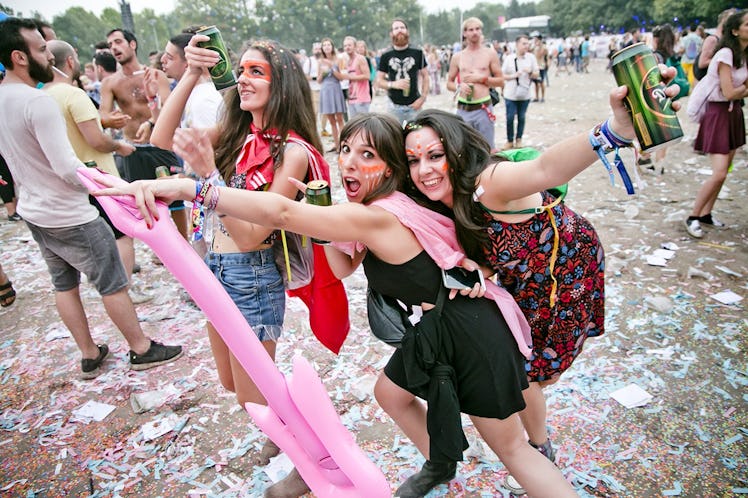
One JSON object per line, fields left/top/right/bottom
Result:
{"left": 193, "top": 181, "right": 212, "bottom": 206}
{"left": 589, "top": 126, "right": 635, "bottom": 195}
{"left": 601, "top": 118, "right": 633, "bottom": 148}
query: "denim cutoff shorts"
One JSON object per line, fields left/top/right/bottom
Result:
{"left": 205, "top": 248, "right": 285, "bottom": 341}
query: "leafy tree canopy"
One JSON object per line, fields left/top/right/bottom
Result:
{"left": 7, "top": 0, "right": 742, "bottom": 63}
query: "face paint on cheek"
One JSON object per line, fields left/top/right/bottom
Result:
{"left": 363, "top": 163, "right": 386, "bottom": 189}
{"left": 440, "top": 162, "right": 448, "bottom": 172}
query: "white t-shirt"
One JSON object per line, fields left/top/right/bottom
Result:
{"left": 0, "top": 82, "right": 97, "bottom": 227}
{"left": 502, "top": 52, "right": 538, "bottom": 101}
{"left": 182, "top": 81, "right": 224, "bottom": 129}
{"left": 303, "top": 56, "right": 320, "bottom": 92}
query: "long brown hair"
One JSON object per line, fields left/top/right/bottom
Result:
{"left": 320, "top": 37, "right": 337, "bottom": 60}
{"left": 718, "top": 10, "right": 748, "bottom": 69}
{"left": 214, "top": 39, "right": 322, "bottom": 183}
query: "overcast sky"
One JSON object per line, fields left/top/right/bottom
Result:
{"left": 4, "top": 0, "right": 483, "bottom": 20}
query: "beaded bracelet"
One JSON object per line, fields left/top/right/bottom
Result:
{"left": 206, "top": 185, "right": 220, "bottom": 211}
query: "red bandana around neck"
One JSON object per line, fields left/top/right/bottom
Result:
{"left": 235, "top": 123, "right": 284, "bottom": 190}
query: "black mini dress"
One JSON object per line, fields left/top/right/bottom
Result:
{"left": 364, "top": 250, "right": 528, "bottom": 421}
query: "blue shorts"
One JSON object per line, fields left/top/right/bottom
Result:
{"left": 387, "top": 101, "right": 418, "bottom": 127}
{"left": 205, "top": 248, "right": 285, "bottom": 341}
{"left": 348, "top": 102, "right": 371, "bottom": 118}
{"left": 26, "top": 217, "right": 129, "bottom": 295}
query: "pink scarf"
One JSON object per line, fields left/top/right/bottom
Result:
{"left": 333, "top": 191, "right": 532, "bottom": 359}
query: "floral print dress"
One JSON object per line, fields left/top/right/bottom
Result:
{"left": 483, "top": 191, "right": 605, "bottom": 381}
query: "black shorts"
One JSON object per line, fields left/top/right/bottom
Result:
{"left": 122, "top": 145, "right": 184, "bottom": 210}
{"left": 0, "top": 154, "right": 15, "bottom": 203}
{"left": 89, "top": 195, "right": 125, "bottom": 239}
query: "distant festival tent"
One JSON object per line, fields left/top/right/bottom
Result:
{"left": 494, "top": 15, "right": 552, "bottom": 42}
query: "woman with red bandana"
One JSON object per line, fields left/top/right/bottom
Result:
{"left": 149, "top": 35, "right": 341, "bottom": 497}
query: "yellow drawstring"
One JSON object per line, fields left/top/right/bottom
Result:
{"left": 543, "top": 195, "right": 564, "bottom": 308}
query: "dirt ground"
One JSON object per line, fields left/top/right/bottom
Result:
{"left": 1, "top": 58, "right": 746, "bottom": 497}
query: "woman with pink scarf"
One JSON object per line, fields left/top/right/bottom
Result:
{"left": 95, "top": 112, "right": 575, "bottom": 498}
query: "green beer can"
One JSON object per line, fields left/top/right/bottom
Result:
{"left": 611, "top": 43, "right": 683, "bottom": 151}
{"left": 196, "top": 25, "right": 237, "bottom": 91}
{"left": 305, "top": 180, "right": 331, "bottom": 244}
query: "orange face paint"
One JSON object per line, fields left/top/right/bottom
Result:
{"left": 361, "top": 163, "right": 386, "bottom": 176}
{"left": 240, "top": 59, "right": 272, "bottom": 82}
{"left": 425, "top": 141, "right": 442, "bottom": 152}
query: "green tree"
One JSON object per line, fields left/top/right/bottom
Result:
{"left": 173, "top": 0, "right": 260, "bottom": 54}
{"left": 465, "top": 2, "right": 509, "bottom": 37}
{"left": 100, "top": 7, "right": 125, "bottom": 32}
{"left": 132, "top": 8, "right": 176, "bottom": 57}
{"left": 423, "top": 9, "right": 461, "bottom": 47}
{"left": 52, "top": 7, "right": 109, "bottom": 62}
{"left": 0, "top": 4, "right": 18, "bottom": 16}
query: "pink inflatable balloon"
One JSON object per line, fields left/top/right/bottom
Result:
{"left": 77, "top": 167, "right": 391, "bottom": 497}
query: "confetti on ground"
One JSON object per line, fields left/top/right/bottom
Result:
{"left": 1, "top": 59, "right": 746, "bottom": 497}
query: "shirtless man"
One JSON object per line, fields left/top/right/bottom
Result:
{"left": 447, "top": 17, "right": 503, "bottom": 150}
{"left": 532, "top": 36, "right": 548, "bottom": 102}
{"left": 101, "top": 28, "right": 188, "bottom": 237}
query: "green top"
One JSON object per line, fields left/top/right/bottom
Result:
{"left": 476, "top": 147, "right": 567, "bottom": 215}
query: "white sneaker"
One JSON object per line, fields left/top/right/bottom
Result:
{"left": 502, "top": 474, "right": 526, "bottom": 495}
{"left": 684, "top": 219, "right": 703, "bottom": 238}
{"left": 700, "top": 215, "right": 727, "bottom": 229}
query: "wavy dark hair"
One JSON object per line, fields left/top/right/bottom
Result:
{"left": 214, "top": 39, "right": 322, "bottom": 183}
{"left": 402, "top": 109, "right": 496, "bottom": 265}
{"left": 652, "top": 24, "right": 676, "bottom": 59}
{"left": 339, "top": 113, "right": 405, "bottom": 204}
{"left": 717, "top": 10, "right": 748, "bottom": 70}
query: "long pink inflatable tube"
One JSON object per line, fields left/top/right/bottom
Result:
{"left": 77, "top": 168, "right": 390, "bottom": 497}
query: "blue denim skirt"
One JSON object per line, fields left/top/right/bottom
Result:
{"left": 205, "top": 248, "right": 285, "bottom": 341}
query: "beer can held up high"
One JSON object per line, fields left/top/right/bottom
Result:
{"left": 611, "top": 43, "right": 683, "bottom": 152}
{"left": 196, "top": 25, "right": 237, "bottom": 91}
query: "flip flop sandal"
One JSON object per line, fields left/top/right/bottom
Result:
{"left": 0, "top": 280, "right": 16, "bottom": 307}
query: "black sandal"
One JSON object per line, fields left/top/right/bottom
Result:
{"left": 0, "top": 280, "right": 16, "bottom": 307}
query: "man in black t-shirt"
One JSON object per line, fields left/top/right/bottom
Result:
{"left": 375, "top": 19, "right": 429, "bottom": 125}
